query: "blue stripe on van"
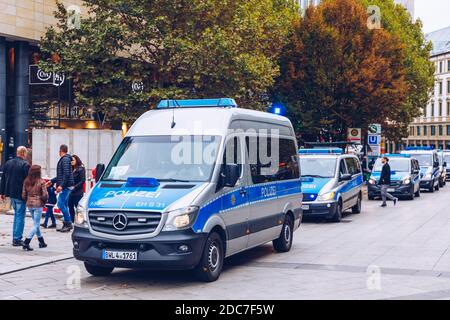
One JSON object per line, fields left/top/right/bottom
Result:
{"left": 192, "top": 179, "right": 302, "bottom": 233}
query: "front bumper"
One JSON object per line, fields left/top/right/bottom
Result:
{"left": 72, "top": 227, "right": 207, "bottom": 270}
{"left": 368, "top": 183, "right": 413, "bottom": 198}
{"left": 420, "top": 179, "right": 434, "bottom": 189}
{"left": 302, "top": 201, "right": 337, "bottom": 219}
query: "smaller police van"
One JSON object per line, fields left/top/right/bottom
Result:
{"left": 72, "top": 98, "right": 302, "bottom": 282}
{"left": 298, "top": 148, "right": 363, "bottom": 222}
{"left": 437, "top": 151, "right": 448, "bottom": 187}
{"left": 368, "top": 154, "right": 421, "bottom": 200}
{"left": 401, "top": 147, "right": 441, "bottom": 193}
{"left": 443, "top": 151, "right": 450, "bottom": 181}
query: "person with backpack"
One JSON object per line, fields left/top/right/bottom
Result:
{"left": 22, "top": 165, "right": 48, "bottom": 251}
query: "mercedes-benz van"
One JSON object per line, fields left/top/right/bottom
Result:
{"left": 72, "top": 98, "right": 302, "bottom": 282}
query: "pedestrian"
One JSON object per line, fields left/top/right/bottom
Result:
{"left": 0, "top": 146, "right": 31, "bottom": 247}
{"left": 22, "top": 165, "right": 48, "bottom": 251}
{"left": 41, "top": 184, "right": 57, "bottom": 229}
{"left": 68, "top": 155, "right": 86, "bottom": 223}
{"left": 47, "top": 144, "right": 75, "bottom": 233}
{"left": 380, "top": 156, "right": 398, "bottom": 208}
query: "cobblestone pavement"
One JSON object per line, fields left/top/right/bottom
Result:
{"left": 1, "top": 185, "right": 450, "bottom": 300}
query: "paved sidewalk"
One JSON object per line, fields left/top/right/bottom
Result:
{"left": 0, "top": 213, "right": 73, "bottom": 275}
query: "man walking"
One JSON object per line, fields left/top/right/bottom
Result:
{"left": 380, "top": 156, "right": 398, "bottom": 208}
{"left": 0, "top": 146, "right": 31, "bottom": 246}
{"left": 48, "top": 145, "right": 74, "bottom": 232}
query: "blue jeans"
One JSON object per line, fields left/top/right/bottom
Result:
{"left": 11, "top": 198, "right": 26, "bottom": 241}
{"left": 43, "top": 205, "right": 56, "bottom": 226}
{"left": 57, "top": 188, "right": 72, "bottom": 223}
{"left": 28, "top": 208, "right": 43, "bottom": 240}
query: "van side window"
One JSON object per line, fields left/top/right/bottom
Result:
{"left": 339, "top": 159, "right": 347, "bottom": 177}
{"left": 246, "top": 136, "right": 276, "bottom": 184}
{"left": 276, "top": 139, "right": 300, "bottom": 181}
{"left": 223, "top": 137, "right": 242, "bottom": 177}
{"left": 345, "top": 158, "right": 360, "bottom": 176}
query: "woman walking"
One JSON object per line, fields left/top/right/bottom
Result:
{"left": 68, "top": 155, "right": 86, "bottom": 223}
{"left": 22, "top": 165, "right": 48, "bottom": 251}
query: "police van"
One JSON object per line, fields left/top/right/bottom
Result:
{"left": 400, "top": 147, "right": 441, "bottom": 192}
{"left": 368, "top": 154, "right": 421, "bottom": 200}
{"left": 72, "top": 98, "right": 302, "bottom": 282}
{"left": 443, "top": 151, "right": 450, "bottom": 181}
{"left": 298, "top": 148, "right": 363, "bottom": 222}
{"left": 437, "top": 151, "right": 448, "bottom": 186}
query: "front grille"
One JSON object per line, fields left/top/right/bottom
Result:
{"left": 88, "top": 210, "right": 162, "bottom": 236}
{"left": 390, "top": 181, "right": 402, "bottom": 187}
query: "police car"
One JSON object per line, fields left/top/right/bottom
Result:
{"left": 298, "top": 148, "right": 363, "bottom": 222}
{"left": 368, "top": 154, "right": 421, "bottom": 200}
{"left": 72, "top": 98, "right": 302, "bottom": 282}
{"left": 401, "top": 147, "right": 441, "bottom": 192}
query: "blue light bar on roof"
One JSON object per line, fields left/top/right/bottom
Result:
{"left": 299, "top": 148, "right": 344, "bottom": 155}
{"left": 382, "top": 154, "right": 411, "bottom": 158}
{"left": 405, "top": 146, "right": 434, "bottom": 151}
{"left": 157, "top": 98, "right": 238, "bottom": 109}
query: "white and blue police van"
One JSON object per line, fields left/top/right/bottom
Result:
{"left": 401, "top": 147, "right": 441, "bottom": 192}
{"left": 443, "top": 150, "right": 450, "bottom": 181}
{"left": 437, "top": 151, "right": 448, "bottom": 186}
{"left": 367, "top": 154, "right": 421, "bottom": 200}
{"left": 298, "top": 148, "right": 363, "bottom": 222}
{"left": 72, "top": 98, "right": 302, "bottom": 282}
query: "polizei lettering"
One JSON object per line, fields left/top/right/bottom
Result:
{"left": 104, "top": 190, "right": 161, "bottom": 199}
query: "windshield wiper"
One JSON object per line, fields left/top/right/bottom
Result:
{"left": 303, "top": 175, "right": 328, "bottom": 179}
{"left": 158, "top": 178, "right": 191, "bottom": 183}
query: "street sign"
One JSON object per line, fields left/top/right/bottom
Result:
{"left": 347, "top": 128, "right": 362, "bottom": 144}
{"left": 368, "top": 134, "right": 381, "bottom": 146}
{"left": 368, "top": 124, "right": 382, "bottom": 135}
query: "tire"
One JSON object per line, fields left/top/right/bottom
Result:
{"left": 435, "top": 181, "right": 440, "bottom": 191}
{"left": 352, "top": 193, "right": 362, "bottom": 214}
{"left": 415, "top": 187, "right": 421, "bottom": 198}
{"left": 273, "top": 214, "right": 294, "bottom": 253}
{"left": 429, "top": 181, "right": 435, "bottom": 193}
{"left": 194, "top": 232, "right": 224, "bottom": 282}
{"left": 439, "top": 178, "right": 445, "bottom": 188}
{"left": 330, "top": 199, "right": 343, "bottom": 223}
{"left": 84, "top": 262, "right": 114, "bottom": 277}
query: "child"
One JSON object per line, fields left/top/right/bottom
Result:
{"left": 41, "top": 185, "right": 57, "bottom": 229}
{"left": 22, "top": 165, "right": 48, "bottom": 251}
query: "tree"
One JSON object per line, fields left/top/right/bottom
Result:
{"left": 360, "top": 0, "right": 435, "bottom": 141}
{"left": 276, "top": 0, "right": 409, "bottom": 143}
{"left": 39, "top": 0, "right": 297, "bottom": 123}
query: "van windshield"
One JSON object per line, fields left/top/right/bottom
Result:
{"left": 445, "top": 154, "right": 450, "bottom": 164}
{"left": 412, "top": 154, "right": 433, "bottom": 167}
{"left": 299, "top": 158, "right": 336, "bottom": 178}
{"left": 102, "top": 136, "right": 221, "bottom": 182}
{"left": 373, "top": 158, "right": 410, "bottom": 172}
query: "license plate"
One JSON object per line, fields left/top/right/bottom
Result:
{"left": 102, "top": 250, "right": 138, "bottom": 261}
{"left": 387, "top": 188, "right": 395, "bottom": 193}
{"left": 302, "top": 205, "right": 310, "bottom": 211}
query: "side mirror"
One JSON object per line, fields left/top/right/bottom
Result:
{"left": 340, "top": 173, "right": 352, "bottom": 182}
{"left": 223, "top": 164, "right": 240, "bottom": 187}
{"left": 444, "top": 162, "right": 447, "bottom": 167}
{"left": 413, "top": 169, "right": 420, "bottom": 175}
{"left": 434, "top": 161, "right": 440, "bottom": 168}
{"left": 95, "top": 163, "right": 105, "bottom": 183}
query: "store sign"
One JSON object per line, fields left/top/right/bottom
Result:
{"left": 347, "top": 128, "right": 362, "bottom": 144}
{"left": 29, "top": 65, "right": 65, "bottom": 87}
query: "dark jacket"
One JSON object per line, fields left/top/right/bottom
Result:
{"left": 47, "top": 186, "right": 57, "bottom": 206}
{"left": 71, "top": 166, "right": 86, "bottom": 197}
{"left": 380, "top": 163, "right": 391, "bottom": 185}
{"left": 0, "top": 157, "right": 30, "bottom": 199}
{"left": 51, "top": 154, "right": 75, "bottom": 189}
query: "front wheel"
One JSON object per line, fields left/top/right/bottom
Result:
{"left": 435, "top": 181, "right": 440, "bottom": 191}
{"left": 273, "top": 214, "right": 294, "bottom": 253}
{"left": 84, "top": 262, "right": 114, "bottom": 277}
{"left": 330, "top": 200, "right": 343, "bottom": 223}
{"left": 415, "top": 187, "right": 421, "bottom": 198}
{"left": 194, "top": 232, "right": 224, "bottom": 282}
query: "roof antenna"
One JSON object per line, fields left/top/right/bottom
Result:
{"left": 171, "top": 100, "right": 180, "bottom": 129}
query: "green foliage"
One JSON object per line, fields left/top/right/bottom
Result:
{"left": 39, "top": 0, "right": 297, "bottom": 122}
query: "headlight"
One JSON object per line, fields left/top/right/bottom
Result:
{"left": 402, "top": 176, "right": 411, "bottom": 185}
{"left": 424, "top": 173, "right": 432, "bottom": 180}
{"left": 75, "top": 196, "right": 88, "bottom": 228}
{"left": 317, "top": 191, "right": 335, "bottom": 202}
{"left": 163, "top": 206, "right": 199, "bottom": 231}
{"left": 368, "top": 179, "right": 377, "bottom": 185}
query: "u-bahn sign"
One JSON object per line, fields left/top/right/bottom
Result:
{"left": 29, "top": 65, "right": 65, "bottom": 87}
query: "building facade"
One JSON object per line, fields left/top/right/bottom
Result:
{"left": 405, "top": 27, "right": 450, "bottom": 150}
{"left": 0, "top": 0, "right": 92, "bottom": 164}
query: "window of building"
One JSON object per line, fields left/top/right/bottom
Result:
{"left": 417, "top": 126, "right": 421, "bottom": 136}
{"left": 410, "top": 126, "right": 415, "bottom": 136}
{"left": 448, "top": 102, "right": 450, "bottom": 116}
{"left": 439, "top": 82, "right": 443, "bottom": 95}
{"left": 439, "top": 125, "right": 443, "bottom": 136}
{"left": 440, "top": 61, "right": 443, "bottom": 73}
{"left": 447, "top": 125, "right": 450, "bottom": 136}
{"left": 424, "top": 126, "right": 428, "bottom": 136}
{"left": 431, "top": 126, "right": 436, "bottom": 136}
{"left": 439, "top": 102, "right": 443, "bottom": 116}
{"left": 431, "top": 103, "right": 435, "bottom": 117}
{"left": 448, "top": 60, "right": 450, "bottom": 72}
{"left": 448, "top": 80, "right": 450, "bottom": 94}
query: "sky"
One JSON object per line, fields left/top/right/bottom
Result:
{"left": 415, "top": 0, "right": 450, "bottom": 34}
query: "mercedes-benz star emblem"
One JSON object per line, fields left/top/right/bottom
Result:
{"left": 112, "top": 214, "right": 128, "bottom": 231}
